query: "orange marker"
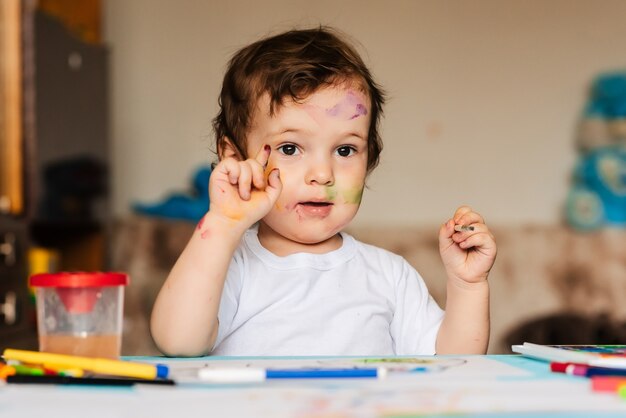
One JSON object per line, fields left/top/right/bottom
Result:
{"left": 0, "top": 363, "right": 16, "bottom": 379}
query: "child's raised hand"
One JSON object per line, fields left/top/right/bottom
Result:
{"left": 209, "top": 145, "right": 282, "bottom": 229}
{"left": 438, "top": 206, "right": 497, "bottom": 285}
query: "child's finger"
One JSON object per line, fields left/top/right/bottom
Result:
{"left": 457, "top": 231, "right": 496, "bottom": 252}
{"left": 255, "top": 144, "right": 271, "bottom": 168}
{"left": 453, "top": 205, "right": 473, "bottom": 221}
{"left": 455, "top": 210, "right": 485, "bottom": 228}
{"left": 250, "top": 160, "right": 267, "bottom": 190}
{"left": 438, "top": 219, "right": 456, "bottom": 249}
{"left": 265, "top": 169, "right": 282, "bottom": 203}
{"left": 220, "top": 158, "right": 241, "bottom": 185}
{"left": 237, "top": 163, "right": 253, "bottom": 200}
{"left": 452, "top": 223, "right": 489, "bottom": 242}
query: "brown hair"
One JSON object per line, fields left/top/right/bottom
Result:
{"left": 213, "top": 26, "right": 385, "bottom": 172}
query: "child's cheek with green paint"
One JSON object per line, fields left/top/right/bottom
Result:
{"left": 341, "top": 185, "right": 364, "bottom": 204}
{"left": 324, "top": 182, "right": 364, "bottom": 205}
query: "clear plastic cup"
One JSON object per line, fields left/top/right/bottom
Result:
{"left": 29, "top": 272, "right": 129, "bottom": 358}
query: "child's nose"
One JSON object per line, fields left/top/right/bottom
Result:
{"left": 305, "top": 160, "right": 334, "bottom": 186}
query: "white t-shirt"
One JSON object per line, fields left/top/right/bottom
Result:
{"left": 212, "top": 226, "right": 444, "bottom": 356}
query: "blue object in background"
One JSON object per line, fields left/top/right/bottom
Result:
{"left": 566, "top": 145, "right": 626, "bottom": 229}
{"left": 133, "top": 166, "right": 211, "bottom": 223}
{"left": 566, "top": 186, "right": 604, "bottom": 230}
{"left": 568, "top": 71, "right": 626, "bottom": 230}
{"left": 588, "top": 72, "right": 626, "bottom": 118}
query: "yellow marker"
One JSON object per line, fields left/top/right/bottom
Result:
{"left": 2, "top": 349, "right": 168, "bottom": 380}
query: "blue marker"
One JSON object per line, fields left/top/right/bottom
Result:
{"left": 198, "top": 367, "right": 387, "bottom": 382}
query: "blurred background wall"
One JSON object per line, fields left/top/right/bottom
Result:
{"left": 104, "top": 0, "right": 626, "bottom": 227}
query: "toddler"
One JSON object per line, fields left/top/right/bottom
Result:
{"left": 151, "top": 27, "right": 497, "bottom": 357}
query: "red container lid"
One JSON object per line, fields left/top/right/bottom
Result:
{"left": 29, "top": 272, "right": 129, "bottom": 288}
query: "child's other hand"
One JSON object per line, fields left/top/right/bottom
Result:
{"left": 438, "top": 206, "right": 497, "bottom": 285}
{"left": 209, "top": 145, "right": 282, "bottom": 229}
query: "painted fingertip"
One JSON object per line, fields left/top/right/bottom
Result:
{"left": 264, "top": 144, "right": 271, "bottom": 153}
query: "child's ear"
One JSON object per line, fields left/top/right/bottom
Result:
{"left": 218, "top": 137, "right": 244, "bottom": 161}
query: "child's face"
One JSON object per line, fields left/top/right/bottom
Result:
{"left": 246, "top": 84, "right": 371, "bottom": 246}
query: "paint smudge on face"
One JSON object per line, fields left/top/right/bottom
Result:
{"left": 196, "top": 216, "right": 205, "bottom": 230}
{"left": 325, "top": 91, "right": 369, "bottom": 121}
{"left": 342, "top": 186, "right": 364, "bottom": 204}
{"left": 201, "top": 228, "right": 210, "bottom": 239}
{"left": 325, "top": 185, "right": 338, "bottom": 201}
{"left": 304, "top": 90, "right": 369, "bottom": 124}
{"left": 350, "top": 103, "right": 367, "bottom": 120}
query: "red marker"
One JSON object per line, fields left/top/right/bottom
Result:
{"left": 550, "top": 362, "right": 587, "bottom": 376}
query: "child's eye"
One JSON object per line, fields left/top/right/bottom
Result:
{"left": 278, "top": 144, "right": 300, "bottom": 156}
{"left": 336, "top": 146, "right": 356, "bottom": 157}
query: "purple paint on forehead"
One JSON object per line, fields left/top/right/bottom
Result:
{"left": 325, "top": 91, "right": 368, "bottom": 120}
{"left": 326, "top": 104, "right": 341, "bottom": 117}
{"left": 350, "top": 103, "right": 368, "bottom": 120}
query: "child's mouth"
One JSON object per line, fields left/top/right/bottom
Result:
{"left": 301, "top": 201, "right": 332, "bottom": 207}
{"left": 297, "top": 201, "right": 333, "bottom": 217}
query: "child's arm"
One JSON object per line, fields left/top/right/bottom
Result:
{"left": 150, "top": 146, "right": 281, "bottom": 356}
{"left": 435, "top": 206, "right": 496, "bottom": 354}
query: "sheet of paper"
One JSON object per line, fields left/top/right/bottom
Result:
{"left": 4, "top": 356, "right": 626, "bottom": 417}
{"left": 145, "top": 355, "right": 530, "bottom": 381}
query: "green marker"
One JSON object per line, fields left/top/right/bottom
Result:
{"left": 13, "top": 364, "right": 45, "bottom": 376}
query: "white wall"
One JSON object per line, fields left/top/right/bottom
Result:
{"left": 103, "top": 0, "right": 626, "bottom": 226}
